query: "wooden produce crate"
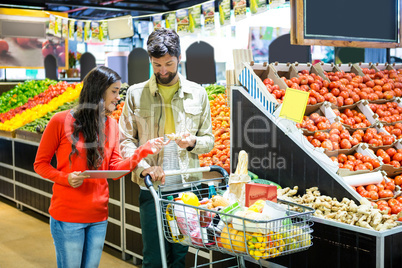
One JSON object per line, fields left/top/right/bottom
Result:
{"left": 15, "top": 129, "right": 42, "bottom": 143}
{"left": 0, "top": 129, "right": 16, "bottom": 138}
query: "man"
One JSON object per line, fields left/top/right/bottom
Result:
{"left": 119, "top": 28, "right": 214, "bottom": 268}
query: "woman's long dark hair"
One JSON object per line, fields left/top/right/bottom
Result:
{"left": 69, "top": 66, "right": 121, "bottom": 170}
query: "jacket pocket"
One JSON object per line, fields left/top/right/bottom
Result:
{"left": 183, "top": 105, "right": 202, "bottom": 134}
{"left": 133, "top": 109, "right": 156, "bottom": 141}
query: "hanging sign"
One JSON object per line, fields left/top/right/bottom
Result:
{"left": 233, "top": 0, "right": 247, "bottom": 21}
{"left": 76, "top": 21, "right": 84, "bottom": 42}
{"left": 219, "top": 0, "right": 231, "bottom": 26}
{"left": 153, "top": 14, "right": 164, "bottom": 29}
{"left": 202, "top": 1, "right": 215, "bottom": 30}
{"left": 176, "top": 9, "right": 189, "bottom": 35}
{"left": 188, "top": 5, "right": 202, "bottom": 33}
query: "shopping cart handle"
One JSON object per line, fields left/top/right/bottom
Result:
{"left": 144, "top": 174, "right": 153, "bottom": 189}
{"left": 209, "top": 165, "right": 229, "bottom": 177}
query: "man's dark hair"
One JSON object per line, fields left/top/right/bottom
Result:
{"left": 147, "top": 28, "right": 181, "bottom": 59}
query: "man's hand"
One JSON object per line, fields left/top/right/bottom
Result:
{"left": 68, "top": 171, "right": 89, "bottom": 188}
{"left": 142, "top": 166, "right": 165, "bottom": 184}
{"left": 175, "top": 132, "right": 196, "bottom": 149}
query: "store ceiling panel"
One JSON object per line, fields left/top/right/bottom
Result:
{"left": 0, "top": 0, "right": 211, "bottom": 20}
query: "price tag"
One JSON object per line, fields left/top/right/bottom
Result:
{"left": 278, "top": 88, "right": 309, "bottom": 123}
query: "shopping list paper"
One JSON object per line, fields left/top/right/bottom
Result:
{"left": 278, "top": 88, "right": 309, "bottom": 123}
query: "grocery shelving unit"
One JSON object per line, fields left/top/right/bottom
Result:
{"left": 230, "top": 85, "right": 402, "bottom": 268}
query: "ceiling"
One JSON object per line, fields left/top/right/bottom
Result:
{"left": 0, "top": 0, "right": 214, "bottom": 20}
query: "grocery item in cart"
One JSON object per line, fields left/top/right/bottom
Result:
{"left": 174, "top": 201, "right": 215, "bottom": 246}
{"left": 229, "top": 150, "right": 251, "bottom": 206}
{"left": 165, "top": 195, "right": 184, "bottom": 242}
{"left": 232, "top": 200, "right": 289, "bottom": 234}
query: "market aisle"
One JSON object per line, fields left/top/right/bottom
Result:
{"left": 0, "top": 198, "right": 139, "bottom": 268}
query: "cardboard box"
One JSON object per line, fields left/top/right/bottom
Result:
{"left": 314, "top": 62, "right": 365, "bottom": 78}
{"left": 335, "top": 100, "right": 379, "bottom": 130}
{"left": 334, "top": 143, "right": 383, "bottom": 177}
{"left": 377, "top": 140, "right": 402, "bottom": 176}
{"left": 238, "top": 62, "right": 281, "bottom": 114}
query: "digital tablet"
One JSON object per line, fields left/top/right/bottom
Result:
{"left": 79, "top": 170, "right": 130, "bottom": 179}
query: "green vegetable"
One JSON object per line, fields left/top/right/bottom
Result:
{"left": 204, "top": 84, "right": 226, "bottom": 100}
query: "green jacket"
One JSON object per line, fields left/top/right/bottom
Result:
{"left": 119, "top": 73, "right": 214, "bottom": 188}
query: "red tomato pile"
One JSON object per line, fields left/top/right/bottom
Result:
{"left": 296, "top": 112, "right": 333, "bottom": 132}
{"left": 0, "top": 81, "right": 71, "bottom": 123}
{"left": 383, "top": 123, "right": 402, "bottom": 139}
{"left": 355, "top": 179, "right": 395, "bottom": 201}
{"left": 333, "top": 108, "right": 371, "bottom": 128}
{"left": 369, "top": 102, "right": 402, "bottom": 124}
{"left": 375, "top": 148, "right": 402, "bottom": 168}
{"left": 199, "top": 93, "right": 230, "bottom": 172}
{"left": 263, "top": 68, "right": 402, "bottom": 106}
{"left": 305, "top": 126, "right": 396, "bottom": 152}
{"left": 331, "top": 152, "right": 380, "bottom": 171}
{"left": 354, "top": 176, "right": 402, "bottom": 217}
{"left": 352, "top": 128, "right": 395, "bottom": 147}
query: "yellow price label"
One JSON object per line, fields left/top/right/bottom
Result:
{"left": 278, "top": 88, "right": 309, "bottom": 123}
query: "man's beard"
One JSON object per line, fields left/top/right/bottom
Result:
{"left": 155, "top": 70, "right": 177, "bottom": 85}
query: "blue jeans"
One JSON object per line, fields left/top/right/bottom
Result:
{"left": 50, "top": 216, "right": 108, "bottom": 268}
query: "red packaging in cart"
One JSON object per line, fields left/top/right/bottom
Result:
{"left": 245, "top": 183, "right": 277, "bottom": 207}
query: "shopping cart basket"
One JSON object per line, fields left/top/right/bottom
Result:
{"left": 144, "top": 165, "right": 314, "bottom": 268}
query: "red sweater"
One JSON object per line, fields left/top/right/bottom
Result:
{"left": 34, "top": 110, "right": 152, "bottom": 223}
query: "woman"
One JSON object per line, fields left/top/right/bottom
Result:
{"left": 34, "top": 66, "right": 167, "bottom": 268}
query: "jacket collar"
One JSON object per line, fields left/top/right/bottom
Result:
{"left": 149, "top": 73, "right": 192, "bottom": 98}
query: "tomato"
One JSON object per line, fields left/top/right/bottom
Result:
{"left": 385, "top": 182, "right": 396, "bottom": 192}
{"left": 376, "top": 200, "right": 388, "bottom": 206}
{"left": 378, "top": 189, "right": 394, "bottom": 198}
{"left": 0, "top": 40, "right": 9, "bottom": 54}
{"left": 388, "top": 198, "right": 399, "bottom": 207}
{"left": 338, "top": 154, "right": 347, "bottom": 163}
{"left": 368, "top": 191, "right": 379, "bottom": 200}
{"left": 394, "top": 175, "right": 402, "bottom": 186}
{"left": 356, "top": 186, "right": 365, "bottom": 193}
{"left": 391, "top": 204, "right": 402, "bottom": 214}
{"left": 378, "top": 205, "right": 391, "bottom": 214}
{"left": 366, "top": 184, "right": 378, "bottom": 192}
{"left": 16, "top": 37, "right": 30, "bottom": 47}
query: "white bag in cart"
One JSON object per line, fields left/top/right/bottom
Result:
{"left": 231, "top": 200, "right": 290, "bottom": 234}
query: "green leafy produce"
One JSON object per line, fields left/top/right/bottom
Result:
{"left": 204, "top": 84, "right": 226, "bottom": 100}
{"left": 0, "top": 79, "right": 57, "bottom": 114}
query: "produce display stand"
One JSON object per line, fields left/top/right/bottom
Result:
{"left": 0, "top": 136, "right": 125, "bottom": 254}
{"left": 230, "top": 86, "right": 402, "bottom": 267}
{"left": 0, "top": 129, "right": 16, "bottom": 138}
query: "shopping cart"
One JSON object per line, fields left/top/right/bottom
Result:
{"left": 144, "top": 165, "right": 315, "bottom": 268}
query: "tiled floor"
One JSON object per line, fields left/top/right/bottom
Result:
{"left": 0, "top": 197, "right": 140, "bottom": 268}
